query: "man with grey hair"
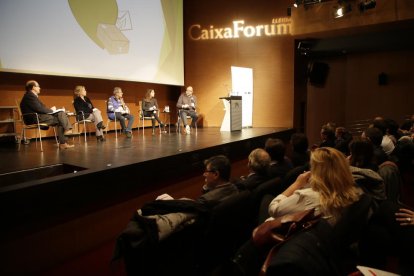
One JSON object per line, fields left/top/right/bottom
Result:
{"left": 107, "top": 87, "right": 135, "bottom": 137}
{"left": 236, "top": 148, "right": 271, "bottom": 190}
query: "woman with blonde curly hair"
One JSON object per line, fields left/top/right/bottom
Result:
{"left": 268, "top": 147, "right": 362, "bottom": 224}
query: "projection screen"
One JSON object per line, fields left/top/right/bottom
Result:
{"left": 0, "top": 0, "right": 184, "bottom": 86}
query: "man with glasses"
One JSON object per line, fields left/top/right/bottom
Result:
{"left": 155, "top": 155, "right": 239, "bottom": 208}
{"left": 197, "top": 155, "right": 239, "bottom": 208}
{"left": 20, "top": 80, "right": 78, "bottom": 149}
{"left": 176, "top": 86, "right": 198, "bottom": 134}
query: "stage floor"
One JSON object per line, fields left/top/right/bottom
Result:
{"left": 0, "top": 126, "right": 294, "bottom": 239}
{"left": 0, "top": 127, "right": 291, "bottom": 175}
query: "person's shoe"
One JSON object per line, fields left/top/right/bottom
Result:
{"left": 59, "top": 143, "right": 74, "bottom": 149}
{"left": 185, "top": 125, "right": 191, "bottom": 134}
{"left": 97, "top": 121, "right": 106, "bottom": 130}
{"left": 64, "top": 130, "right": 81, "bottom": 136}
{"left": 125, "top": 131, "right": 132, "bottom": 138}
{"left": 64, "top": 129, "right": 73, "bottom": 136}
{"left": 96, "top": 135, "right": 106, "bottom": 142}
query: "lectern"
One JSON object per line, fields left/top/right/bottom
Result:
{"left": 219, "top": 96, "right": 242, "bottom": 131}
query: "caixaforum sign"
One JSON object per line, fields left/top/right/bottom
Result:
{"left": 188, "top": 17, "right": 291, "bottom": 40}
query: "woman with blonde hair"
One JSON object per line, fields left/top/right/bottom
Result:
{"left": 73, "top": 85, "right": 106, "bottom": 142}
{"left": 268, "top": 147, "right": 362, "bottom": 224}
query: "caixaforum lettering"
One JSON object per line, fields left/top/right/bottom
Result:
{"left": 189, "top": 18, "right": 291, "bottom": 40}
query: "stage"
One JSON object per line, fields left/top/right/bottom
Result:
{"left": 0, "top": 127, "right": 293, "bottom": 237}
{"left": 0, "top": 126, "right": 295, "bottom": 274}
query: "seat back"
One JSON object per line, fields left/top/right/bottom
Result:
{"left": 196, "top": 190, "right": 254, "bottom": 272}
{"left": 378, "top": 161, "right": 402, "bottom": 203}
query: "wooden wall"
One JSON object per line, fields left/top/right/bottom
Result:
{"left": 290, "top": 0, "right": 414, "bottom": 145}
{"left": 0, "top": 72, "right": 182, "bottom": 138}
{"left": 183, "top": 0, "right": 295, "bottom": 128}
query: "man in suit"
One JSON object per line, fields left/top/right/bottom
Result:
{"left": 20, "top": 80, "right": 77, "bottom": 149}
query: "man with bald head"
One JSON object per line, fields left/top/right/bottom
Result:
{"left": 176, "top": 86, "right": 198, "bottom": 134}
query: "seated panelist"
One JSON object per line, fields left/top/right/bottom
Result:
{"left": 20, "top": 80, "right": 77, "bottom": 149}
{"left": 176, "top": 86, "right": 198, "bottom": 134}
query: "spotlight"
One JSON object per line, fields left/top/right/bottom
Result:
{"left": 359, "top": 0, "right": 376, "bottom": 12}
{"left": 334, "top": 2, "right": 352, "bottom": 18}
{"left": 293, "top": 0, "right": 302, "bottom": 8}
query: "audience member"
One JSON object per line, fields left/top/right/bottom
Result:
{"left": 335, "top": 126, "right": 353, "bottom": 155}
{"left": 230, "top": 147, "right": 363, "bottom": 276}
{"left": 20, "top": 80, "right": 77, "bottom": 149}
{"left": 348, "top": 139, "right": 386, "bottom": 210}
{"left": 107, "top": 87, "right": 135, "bottom": 138}
{"left": 319, "top": 123, "right": 336, "bottom": 148}
{"left": 197, "top": 155, "right": 239, "bottom": 208}
{"left": 73, "top": 85, "right": 106, "bottom": 142}
{"left": 348, "top": 139, "right": 378, "bottom": 171}
{"left": 362, "top": 127, "right": 388, "bottom": 166}
{"left": 268, "top": 147, "right": 362, "bottom": 224}
{"left": 176, "top": 86, "right": 198, "bottom": 134}
{"left": 236, "top": 148, "right": 271, "bottom": 191}
{"left": 289, "top": 133, "right": 310, "bottom": 167}
{"left": 372, "top": 118, "right": 395, "bottom": 155}
{"left": 264, "top": 138, "right": 292, "bottom": 179}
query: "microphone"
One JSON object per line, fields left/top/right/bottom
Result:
{"left": 190, "top": 97, "right": 195, "bottom": 109}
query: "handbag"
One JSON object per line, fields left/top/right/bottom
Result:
{"left": 252, "top": 208, "right": 321, "bottom": 275}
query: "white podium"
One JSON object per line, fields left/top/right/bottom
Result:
{"left": 219, "top": 96, "right": 242, "bottom": 131}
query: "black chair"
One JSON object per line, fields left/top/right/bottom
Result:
{"left": 195, "top": 190, "right": 254, "bottom": 274}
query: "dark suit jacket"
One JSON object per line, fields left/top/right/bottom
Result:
{"left": 20, "top": 91, "right": 53, "bottom": 124}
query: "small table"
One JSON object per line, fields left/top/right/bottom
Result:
{"left": 161, "top": 111, "right": 170, "bottom": 133}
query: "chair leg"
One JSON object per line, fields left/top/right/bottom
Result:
{"left": 83, "top": 120, "right": 87, "bottom": 143}
{"left": 53, "top": 127, "right": 59, "bottom": 145}
{"left": 37, "top": 125, "right": 43, "bottom": 152}
{"left": 114, "top": 117, "right": 117, "bottom": 139}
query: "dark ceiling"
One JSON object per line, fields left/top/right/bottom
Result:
{"left": 296, "top": 19, "right": 414, "bottom": 57}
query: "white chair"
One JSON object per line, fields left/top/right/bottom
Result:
{"left": 16, "top": 99, "right": 58, "bottom": 152}
{"left": 105, "top": 100, "right": 118, "bottom": 139}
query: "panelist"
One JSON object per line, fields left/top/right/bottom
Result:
{"left": 142, "top": 89, "right": 165, "bottom": 133}
{"left": 176, "top": 86, "right": 198, "bottom": 134}
{"left": 107, "top": 87, "right": 135, "bottom": 138}
{"left": 20, "top": 80, "right": 77, "bottom": 149}
{"left": 73, "top": 85, "right": 106, "bottom": 142}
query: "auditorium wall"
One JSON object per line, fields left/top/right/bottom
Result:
{"left": 183, "top": 0, "right": 295, "bottom": 128}
{"left": 291, "top": 0, "right": 414, "bottom": 145}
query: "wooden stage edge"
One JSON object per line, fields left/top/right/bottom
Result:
{"left": 0, "top": 127, "right": 295, "bottom": 275}
{"left": 0, "top": 127, "right": 294, "bottom": 236}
